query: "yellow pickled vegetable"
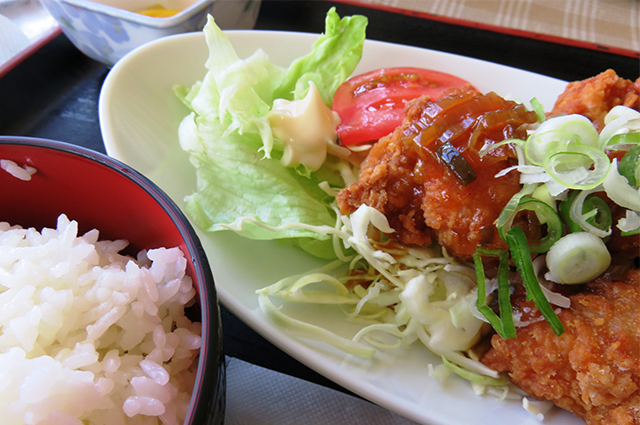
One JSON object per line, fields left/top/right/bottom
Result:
{"left": 137, "top": 4, "right": 180, "bottom": 18}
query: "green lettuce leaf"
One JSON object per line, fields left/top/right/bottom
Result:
{"left": 174, "top": 8, "right": 367, "bottom": 260}
{"left": 272, "top": 8, "right": 368, "bottom": 106}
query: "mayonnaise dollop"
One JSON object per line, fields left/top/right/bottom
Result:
{"left": 267, "top": 82, "right": 342, "bottom": 171}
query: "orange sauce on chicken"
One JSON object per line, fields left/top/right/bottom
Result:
{"left": 337, "top": 87, "right": 538, "bottom": 260}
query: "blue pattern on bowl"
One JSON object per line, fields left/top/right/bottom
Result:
{"left": 39, "top": 0, "right": 261, "bottom": 66}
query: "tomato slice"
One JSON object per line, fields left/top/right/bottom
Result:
{"left": 332, "top": 67, "right": 473, "bottom": 145}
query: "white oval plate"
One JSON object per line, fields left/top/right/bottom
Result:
{"left": 99, "top": 30, "right": 580, "bottom": 425}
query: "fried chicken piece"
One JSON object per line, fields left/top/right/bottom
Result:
{"left": 337, "top": 87, "right": 538, "bottom": 260}
{"left": 550, "top": 69, "right": 640, "bottom": 131}
{"left": 482, "top": 270, "right": 640, "bottom": 425}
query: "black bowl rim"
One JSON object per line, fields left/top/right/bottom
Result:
{"left": 0, "top": 135, "right": 224, "bottom": 424}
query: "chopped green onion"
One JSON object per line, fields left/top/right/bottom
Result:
{"left": 620, "top": 210, "right": 640, "bottom": 236}
{"left": 473, "top": 253, "right": 503, "bottom": 334}
{"left": 543, "top": 143, "right": 611, "bottom": 190}
{"left": 533, "top": 114, "right": 599, "bottom": 147}
{"left": 559, "top": 191, "right": 583, "bottom": 233}
{"left": 529, "top": 97, "right": 546, "bottom": 123}
{"left": 568, "top": 190, "right": 612, "bottom": 239}
{"left": 603, "top": 132, "right": 640, "bottom": 150}
{"left": 559, "top": 191, "right": 613, "bottom": 237}
{"left": 473, "top": 248, "right": 516, "bottom": 339}
{"left": 498, "top": 197, "right": 562, "bottom": 253}
{"left": 495, "top": 183, "right": 537, "bottom": 234}
{"left": 524, "top": 130, "right": 576, "bottom": 166}
{"left": 580, "top": 194, "right": 612, "bottom": 233}
{"left": 603, "top": 105, "right": 640, "bottom": 125}
{"left": 479, "top": 138, "right": 523, "bottom": 158}
{"left": 599, "top": 105, "right": 640, "bottom": 149}
{"left": 603, "top": 159, "right": 640, "bottom": 211}
{"left": 475, "top": 247, "right": 506, "bottom": 257}
{"left": 506, "top": 226, "right": 565, "bottom": 336}
{"left": 545, "top": 232, "right": 611, "bottom": 285}
{"left": 618, "top": 143, "right": 640, "bottom": 188}
{"left": 495, "top": 248, "right": 516, "bottom": 338}
{"left": 531, "top": 184, "right": 556, "bottom": 212}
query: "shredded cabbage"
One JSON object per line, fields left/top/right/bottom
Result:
{"left": 256, "top": 204, "right": 497, "bottom": 382}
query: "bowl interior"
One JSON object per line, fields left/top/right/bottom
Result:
{"left": 2, "top": 141, "right": 185, "bottom": 254}
{"left": 87, "top": 0, "right": 202, "bottom": 14}
{"left": 58, "top": 0, "right": 211, "bottom": 24}
{"left": 0, "top": 136, "right": 224, "bottom": 425}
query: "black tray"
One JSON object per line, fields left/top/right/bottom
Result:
{"left": 0, "top": 0, "right": 638, "bottom": 395}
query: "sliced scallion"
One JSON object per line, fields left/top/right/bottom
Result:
{"left": 603, "top": 105, "right": 640, "bottom": 125}
{"left": 599, "top": 105, "right": 640, "bottom": 149}
{"left": 531, "top": 184, "right": 556, "bottom": 212}
{"left": 569, "top": 189, "right": 612, "bottom": 238}
{"left": 543, "top": 143, "right": 611, "bottom": 190}
{"left": 524, "top": 130, "right": 575, "bottom": 166}
{"left": 545, "top": 232, "right": 611, "bottom": 285}
{"left": 603, "top": 159, "right": 640, "bottom": 212}
{"left": 473, "top": 248, "right": 516, "bottom": 339}
{"left": 603, "top": 132, "right": 640, "bottom": 151}
{"left": 581, "top": 195, "right": 612, "bottom": 233}
{"left": 529, "top": 97, "right": 546, "bottom": 123}
{"left": 495, "top": 248, "right": 516, "bottom": 338}
{"left": 619, "top": 210, "right": 640, "bottom": 236}
{"left": 559, "top": 191, "right": 612, "bottom": 237}
{"left": 506, "top": 226, "right": 565, "bottom": 336}
{"left": 495, "top": 183, "right": 537, "bottom": 235}
{"left": 497, "top": 197, "right": 562, "bottom": 253}
{"left": 532, "top": 114, "right": 599, "bottom": 147}
{"left": 618, "top": 143, "right": 640, "bottom": 188}
{"left": 479, "top": 138, "right": 523, "bottom": 158}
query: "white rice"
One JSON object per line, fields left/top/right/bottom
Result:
{"left": 0, "top": 214, "right": 201, "bottom": 425}
{"left": 0, "top": 159, "right": 37, "bottom": 181}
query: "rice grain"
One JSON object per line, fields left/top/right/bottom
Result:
{"left": 0, "top": 214, "right": 201, "bottom": 425}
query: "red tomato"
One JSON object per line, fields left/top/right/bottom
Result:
{"left": 332, "top": 67, "right": 473, "bottom": 145}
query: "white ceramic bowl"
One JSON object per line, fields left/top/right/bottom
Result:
{"left": 39, "top": 0, "right": 261, "bottom": 65}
